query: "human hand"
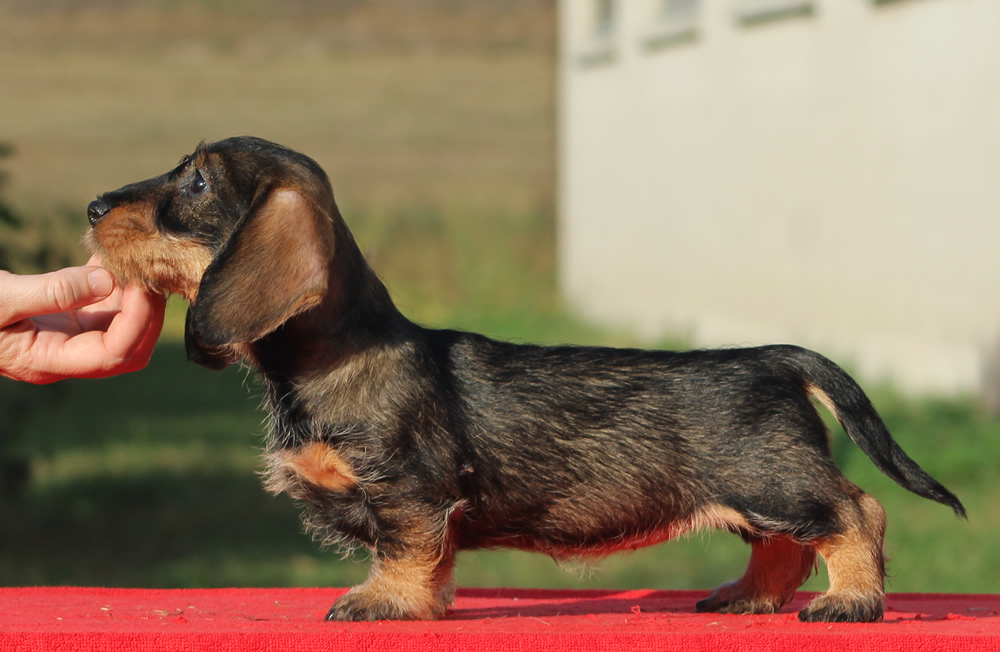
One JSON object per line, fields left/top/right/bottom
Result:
{"left": 0, "top": 256, "right": 166, "bottom": 383}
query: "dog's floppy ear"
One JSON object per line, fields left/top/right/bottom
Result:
{"left": 185, "top": 187, "right": 333, "bottom": 366}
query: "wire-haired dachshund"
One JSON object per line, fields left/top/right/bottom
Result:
{"left": 84, "top": 136, "right": 965, "bottom": 623}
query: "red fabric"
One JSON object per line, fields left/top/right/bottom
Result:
{"left": 0, "top": 588, "right": 997, "bottom": 651}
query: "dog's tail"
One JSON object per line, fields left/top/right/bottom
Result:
{"left": 777, "top": 345, "right": 967, "bottom": 518}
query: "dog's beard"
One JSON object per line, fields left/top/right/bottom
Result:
{"left": 84, "top": 228, "right": 213, "bottom": 303}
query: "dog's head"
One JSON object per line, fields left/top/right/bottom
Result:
{"left": 86, "top": 136, "right": 338, "bottom": 369}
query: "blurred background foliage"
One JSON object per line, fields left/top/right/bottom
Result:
{"left": 0, "top": 0, "right": 996, "bottom": 596}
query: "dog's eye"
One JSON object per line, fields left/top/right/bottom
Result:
{"left": 189, "top": 170, "right": 209, "bottom": 196}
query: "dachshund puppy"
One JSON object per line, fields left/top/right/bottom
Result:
{"left": 85, "top": 136, "right": 965, "bottom": 623}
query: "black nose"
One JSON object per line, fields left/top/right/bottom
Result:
{"left": 87, "top": 200, "right": 110, "bottom": 226}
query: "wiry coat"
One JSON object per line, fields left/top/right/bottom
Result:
{"left": 85, "top": 137, "right": 965, "bottom": 624}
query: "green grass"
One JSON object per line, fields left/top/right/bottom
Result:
{"left": 1, "top": 333, "right": 994, "bottom": 593}
{"left": 1, "top": 204, "right": 996, "bottom": 593}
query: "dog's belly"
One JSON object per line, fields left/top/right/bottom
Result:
{"left": 454, "top": 500, "right": 749, "bottom": 559}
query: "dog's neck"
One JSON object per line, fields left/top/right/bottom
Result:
{"left": 247, "top": 244, "right": 421, "bottom": 435}
{"left": 253, "top": 249, "right": 409, "bottom": 372}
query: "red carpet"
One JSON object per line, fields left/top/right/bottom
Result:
{"left": 0, "top": 588, "right": 997, "bottom": 651}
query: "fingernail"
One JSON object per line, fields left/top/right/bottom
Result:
{"left": 88, "top": 269, "right": 115, "bottom": 298}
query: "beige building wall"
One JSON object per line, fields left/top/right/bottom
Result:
{"left": 558, "top": 0, "right": 1000, "bottom": 396}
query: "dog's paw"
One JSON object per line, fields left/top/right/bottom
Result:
{"left": 695, "top": 582, "right": 784, "bottom": 615}
{"left": 797, "top": 593, "right": 883, "bottom": 623}
{"left": 325, "top": 587, "right": 445, "bottom": 622}
{"left": 696, "top": 595, "right": 781, "bottom": 615}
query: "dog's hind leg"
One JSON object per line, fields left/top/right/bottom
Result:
{"left": 798, "top": 492, "right": 886, "bottom": 623}
{"left": 696, "top": 535, "right": 817, "bottom": 615}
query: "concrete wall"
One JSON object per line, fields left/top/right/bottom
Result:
{"left": 558, "top": 0, "right": 1000, "bottom": 396}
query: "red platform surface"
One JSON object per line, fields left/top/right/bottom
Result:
{"left": 0, "top": 587, "right": 997, "bottom": 651}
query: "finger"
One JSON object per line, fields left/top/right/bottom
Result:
{"left": 19, "top": 287, "right": 164, "bottom": 382}
{"left": 0, "top": 267, "right": 115, "bottom": 327}
{"left": 114, "top": 289, "right": 166, "bottom": 373}
{"left": 98, "top": 285, "right": 166, "bottom": 372}
{"left": 79, "top": 284, "right": 127, "bottom": 317}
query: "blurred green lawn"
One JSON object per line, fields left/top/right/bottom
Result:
{"left": 1, "top": 221, "right": 995, "bottom": 593}
{"left": 0, "top": 3, "right": 996, "bottom": 595}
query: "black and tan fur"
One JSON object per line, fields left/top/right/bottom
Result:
{"left": 85, "top": 136, "right": 966, "bottom": 623}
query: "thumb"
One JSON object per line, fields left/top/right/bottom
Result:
{"left": 0, "top": 267, "right": 116, "bottom": 327}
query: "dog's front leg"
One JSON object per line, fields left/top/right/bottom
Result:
{"left": 327, "top": 544, "right": 456, "bottom": 621}
{"left": 326, "top": 498, "right": 459, "bottom": 622}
